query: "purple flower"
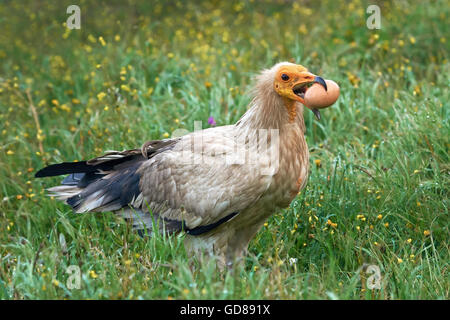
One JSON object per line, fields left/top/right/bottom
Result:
{"left": 208, "top": 116, "right": 216, "bottom": 126}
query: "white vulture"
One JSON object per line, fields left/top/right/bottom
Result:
{"left": 36, "top": 62, "right": 338, "bottom": 268}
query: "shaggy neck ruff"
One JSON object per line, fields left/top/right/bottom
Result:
{"left": 235, "top": 76, "right": 306, "bottom": 134}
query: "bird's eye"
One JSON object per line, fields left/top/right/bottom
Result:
{"left": 281, "top": 74, "right": 290, "bottom": 81}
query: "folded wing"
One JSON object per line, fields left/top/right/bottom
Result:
{"left": 36, "top": 127, "right": 273, "bottom": 235}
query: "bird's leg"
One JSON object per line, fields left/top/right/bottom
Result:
{"left": 184, "top": 233, "right": 229, "bottom": 272}
{"left": 225, "top": 221, "right": 266, "bottom": 269}
{"left": 225, "top": 236, "right": 252, "bottom": 269}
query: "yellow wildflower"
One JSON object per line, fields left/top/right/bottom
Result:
{"left": 88, "top": 34, "right": 96, "bottom": 43}
{"left": 97, "top": 92, "right": 106, "bottom": 101}
{"left": 314, "top": 159, "right": 321, "bottom": 167}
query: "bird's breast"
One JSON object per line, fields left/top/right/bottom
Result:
{"left": 266, "top": 126, "right": 310, "bottom": 207}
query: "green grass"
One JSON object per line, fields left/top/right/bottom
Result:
{"left": 0, "top": 0, "right": 448, "bottom": 299}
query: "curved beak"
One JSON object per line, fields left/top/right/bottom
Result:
{"left": 311, "top": 76, "right": 327, "bottom": 120}
{"left": 291, "top": 73, "right": 328, "bottom": 120}
{"left": 314, "top": 76, "right": 327, "bottom": 91}
{"left": 311, "top": 108, "right": 321, "bottom": 120}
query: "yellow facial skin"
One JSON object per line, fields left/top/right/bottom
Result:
{"left": 273, "top": 64, "right": 317, "bottom": 107}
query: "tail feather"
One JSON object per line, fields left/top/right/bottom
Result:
{"left": 65, "top": 161, "right": 142, "bottom": 213}
{"left": 34, "top": 150, "right": 143, "bottom": 178}
{"left": 47, "top": 185, "right": 83, "bottom": 201}
{"left": 35, "top": 139, "right": 181, "bottom": 233}
{"left": 35, "top": 161, "right": 94, "bottom": 178}
{"left": 35, "top": 150, "right": 146, "bottom": 213}
{"left": 61, "top": 173, "right": 85, "bottom": 185}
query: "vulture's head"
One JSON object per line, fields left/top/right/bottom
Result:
{"left": 255, "top": 62, "right": 338, "bottom": 120}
